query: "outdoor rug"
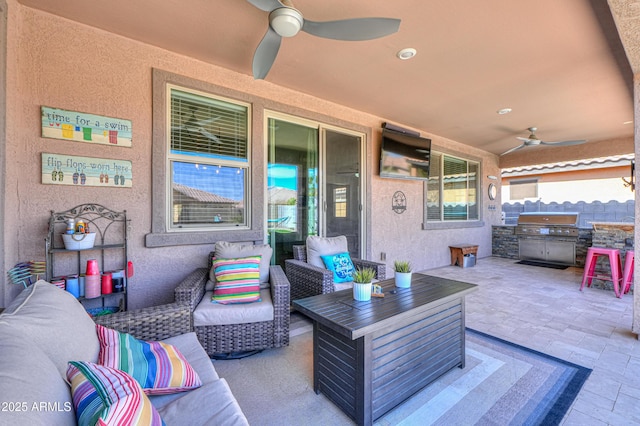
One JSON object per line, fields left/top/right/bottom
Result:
{"left": 212, "top": 323, "right": 591, "bottom": 426}
{"left": 516, "top": 260, "right": 569, "bottom": 270}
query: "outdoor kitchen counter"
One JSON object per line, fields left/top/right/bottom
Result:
{"left": 590, "top": 222, "right": 634, "bottom": 251}
{"left": 492, "top": 225, "right": 593, "bottom": 267}
{"left": 590, "top": 222, "right": 634, "bottom": 231}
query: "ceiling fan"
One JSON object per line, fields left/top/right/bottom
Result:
{"left": 247, "top": 0, "right": 401, "bottom": 79}
{"left": 500, "top": 127, "right": 586, "bottom": 156}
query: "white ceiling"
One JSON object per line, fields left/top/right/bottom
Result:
{"left": 17, "top": 0, "right": 638, "bottom": 161}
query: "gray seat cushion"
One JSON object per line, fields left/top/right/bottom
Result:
{"left": 193, "top": 289, "right": 274, "bottom": 327}
{"left": 0, "top": 280, "right": 100, "bottom": 377}
{"left": 150, "top": 332, "right": 249, "bottom": 425}
{"left": 156, "top": 377, "right": 249, "bottom": 425}
{"left": 0, "top": 325, "right": 76, "bottom": 425}
{"left": 306, "top": 235, "right": 349, "bottom": 268}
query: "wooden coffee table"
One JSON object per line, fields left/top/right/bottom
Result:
{"left": 293, "top": 274, "right": 477, "bottom": 426}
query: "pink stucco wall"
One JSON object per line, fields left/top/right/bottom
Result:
{"left": 634, "top": 74, "right": 640, "bottom": 336}
{"left": 3, "top": 2, "right": 501, "bottom": 308}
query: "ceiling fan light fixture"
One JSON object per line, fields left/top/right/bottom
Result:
{"left": 397, "top": 48, "right": 417, "bottom": 60}
{"left": 270, "top": 8, "right": 303, "bottom": 37}
{"left": 497, "top": 108, "right": 512, "bottom": 115}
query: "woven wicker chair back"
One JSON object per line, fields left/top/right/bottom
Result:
{"left": 292, "top": 245, "right": 307, "bottom": 262}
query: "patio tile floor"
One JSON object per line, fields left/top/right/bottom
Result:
{"left": 425, "top": 256, "right": 638, "bottom": 425}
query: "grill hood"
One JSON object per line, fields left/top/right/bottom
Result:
{"left": 516, "top": 212, "right": 579, "bottom": 227}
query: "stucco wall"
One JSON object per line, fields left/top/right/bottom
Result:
{"left": 3, "top": 2, "right": 500, "bottom": 308}
{"left": 635, "top": 73, "right": 640, "bottom": 336}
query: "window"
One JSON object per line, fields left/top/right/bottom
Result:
{"left": 334, "top": 187, "right": 347, "bottom": 218}
{"left": 148, "top": 69, "right": 371, "bottom": 249}
{"left": 426, "top": 152, "right": 479, "bottom": 222}
{"left": 168, "top": 86, "right": 250, "bottom": 230}
{"left": 509, "top": 179, "right": 538, "bottom": 200}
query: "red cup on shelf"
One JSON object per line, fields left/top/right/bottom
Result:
{"left": 84, "top": 275, "right": 101, "bottom": 298}
{"left": 86, "top": 259, "right": 99, "bottom": 276}
{"left": 101, "top": 272, "right": 113, "bottom": 295}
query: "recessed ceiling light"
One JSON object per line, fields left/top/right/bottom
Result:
{"left": 396, "top": 48, "right": 417, "bottom": 60}
{"left": 497, "top": 108, "right": 512, "bottom": 115}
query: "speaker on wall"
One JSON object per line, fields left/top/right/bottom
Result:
{"left": 382, "top": 122, "right": 420, "bottom": 137}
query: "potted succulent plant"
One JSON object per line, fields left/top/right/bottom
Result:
{"left": 352, "top": 267, "right": 376, "bottom": 301}
{"left": 394, "top": 260, "right": 413, "bottom": 288}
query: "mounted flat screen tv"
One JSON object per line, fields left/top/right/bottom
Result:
{"left": 380, "top": 127, "right": 431, "bottom": 180}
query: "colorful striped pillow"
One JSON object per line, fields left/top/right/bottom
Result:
{"left": 212, "top": 255, "right": 261, "bottom": 304}
{"left": 66, "top": 361, "right": 164, "bottom": 426}
{"left": 96, "top": 325, "right": 202, "bottom": 395}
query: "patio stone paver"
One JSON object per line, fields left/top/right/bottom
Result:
{"left": 425, "top": 256, "right": 638, "bottom": 425}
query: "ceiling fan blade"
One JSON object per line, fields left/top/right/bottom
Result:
{"left": 247, "top": 0, "right": 283, "bottom": 12}
{"left": 195, "top": 127, "right": 221, "bottom": 143}
{"left": 171, "top": 125, "right": 220, "bottom": 142}
{"left": 516, "top": 136, "right": 536, "bottom": 143}
{"left": 302, "top": 17, "right": 401, "bottom": 41}
{"left": 193, "top": 116, "right": 221, "bottom": 126}
{"left": 540, "top": 139, "right": 587, "bottom": 147}
{"left": 253, "top": 27, "right": 282, "bottom": 79}
{"left": 500, "top": 144, "right": 526, "bottom": 156}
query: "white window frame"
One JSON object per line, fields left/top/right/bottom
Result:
{"left": 166, "top": 85, "right": 251, "bottom": 232}
{"left": 147, "top": 69, "right": 264, "bottom": 248}
{"left": 423, "top": 150, "right": 484, "bottom": 229}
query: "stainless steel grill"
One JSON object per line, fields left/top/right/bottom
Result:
{"left": 515, "top": 212, "right": 580, "bottom": 237}
{"left": 515, "top": 212, "right": 579, "bottom": 265}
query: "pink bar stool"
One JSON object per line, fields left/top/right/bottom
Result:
{"left": 580, "top": 247, "right": 622, "bottom": 297}
{"left": 622, "top": 250, "right": 634, "bottom": 295}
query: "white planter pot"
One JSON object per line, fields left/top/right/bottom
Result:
{"left": 353, "top": 282, "right": 372, "bottom": 301}
{"left": 395, "top": 272, "right": 413, "bottom": 288}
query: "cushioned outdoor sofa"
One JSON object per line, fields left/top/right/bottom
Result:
{"left": 0, "top": 280, "right": 249, "bottom": 425}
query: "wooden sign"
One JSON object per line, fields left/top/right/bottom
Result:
{"left": 41, "top": 106, "right": 132, "bottom": 147}
{"left": 42, "top": 153, "right": 132, "bottom": 188}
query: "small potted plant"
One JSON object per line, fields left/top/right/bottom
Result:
{"left": 394, "top": 260, "right": 413, "bottom": 288}
{"left": 352, "top": 267, "right": 376, "bottom": 301}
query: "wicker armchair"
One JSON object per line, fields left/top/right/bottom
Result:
{"left": 93, "top": 302, "right": 191, "bottom": 342}
{"left": 173, "top": 252, "right": 290, "bottom": 357}
{"left": 286, "top": 245, "right": 386, "bottom": 301}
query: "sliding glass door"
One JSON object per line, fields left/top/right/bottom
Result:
{"left": 322, "top": 128, "right": 363, "bottom": 256}
{"left": 267, "top": 114, "right": 364, "bottom": 267}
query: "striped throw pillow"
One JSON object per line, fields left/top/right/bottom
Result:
{"left": 96, "top": 325, "right": 202, "bottom": 395}
{"left": 67, "top": 361, "right": 164, "bottom": 426}
{"left": 212, "top": 255, "right": 261, "bottom": 304}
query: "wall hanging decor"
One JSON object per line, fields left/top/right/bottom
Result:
{"left": 42, "top": 153, "right": 132, "bottom": 188}
{"left": 392, "top": 191, "right": 406, "bottom": 214}
{"left": 41, "top": 106, "right": 132, "bottom": 147}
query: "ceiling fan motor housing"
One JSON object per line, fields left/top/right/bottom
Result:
{"left": 270, "top": 8, "right": 303, "bottom": 37}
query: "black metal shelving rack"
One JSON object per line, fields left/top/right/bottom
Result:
{"left": 45, "top": 204, "right": 129, "bottom": 312}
